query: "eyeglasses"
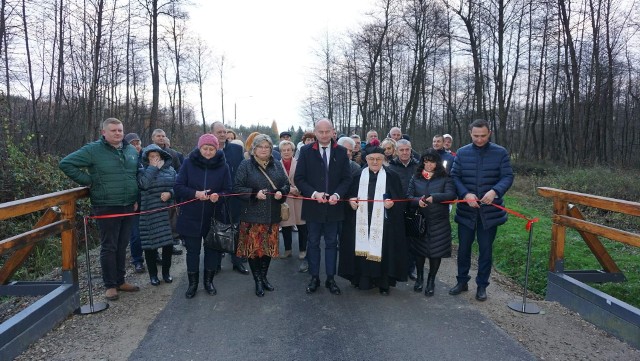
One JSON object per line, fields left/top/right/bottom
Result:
{"left": 256, "top": 145, "right": 271, "bottom": 150}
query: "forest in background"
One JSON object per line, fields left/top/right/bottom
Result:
{"left": 0, "top": 0, "right": 637, "bottom": 307}
{"left": 0, "top": 0, "right": 638, "bottom": 182}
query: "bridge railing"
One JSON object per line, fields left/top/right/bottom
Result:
{"left": 537, "top": 187, "right": 640, "bottom": 348}
{"left": 0, "top": 187, "right": 89, "bottom": 360}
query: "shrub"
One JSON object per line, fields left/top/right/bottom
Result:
{"left": 1, "top": 142, "right": 93, "bottom": 281}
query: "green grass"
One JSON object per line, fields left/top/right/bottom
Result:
{"left": 451, "top": 165, "right": 640, "bottom": 309}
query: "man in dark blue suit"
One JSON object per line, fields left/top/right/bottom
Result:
{"left": 211, "top": 121, "right": 250, "bottom": 275}
{"left": 295, "top": 119, "right": 352, "bottom": 295}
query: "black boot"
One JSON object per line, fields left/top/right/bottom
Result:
{"left": 185, "top": 272, "right": 199, "bottom": 299}
{"left": 145, "top": 250, "right": 160, "bottom": 286}
{"left": 261, "top": 257, "right": 274, "bottom": 291}
{"left": 425, "top": 274, "right": 436, "bottom": 296}
{"left": 203, "top": 269, "right": 217, "bottom": 295}
{"left": 248, "top": 258, "right": 264, "bottom": 297}
{"left": 426, "top": 257, "right": 441, "bottom": 297}
{"left": 414, "top": 266, "right": 424, "bottom": 292}
{"left": 161, "top": 245, "right": 172, "bottom": 283}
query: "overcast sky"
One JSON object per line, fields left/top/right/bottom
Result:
{"left": 188, "top": 0, "right": 374, "bottom": 132}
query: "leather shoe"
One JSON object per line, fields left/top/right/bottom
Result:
{"left": 379, "top": 288, "right": 390, "bottom": 296}
{"left": 117, "top": 283, "right": 140, "bottom": 292}
{"left": 306, "top": 276, "right": 320, "bottom": 294}
{"left": 133, "top": 263, "right": 145, "bottom": 273}
{"left": 105, "top": 288, "right": 118, "bottom": 300}
{"left": 149, "top": 276, "right": 160, "bottom": 286}
{"left": 448, "top": 282, "right": 468, "bottom": 295}
{"left": 476, "top": 286, "right": 487, "bottom": 301}
{"left": 298, "top": 260, "right": 309, "bottom": 273}
{"left": 280, "top": 250, "right": 292, "bottom": 259}
{"left": 325, "top": 278, "right": 341, "bottom": 295}
{"left": 162, "top": 273, "right": 173, "bottom": 283}
{"left": 233, "top": 263, "right": 250, "bottom": 275}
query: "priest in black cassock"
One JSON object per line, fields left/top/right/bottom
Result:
{"left": 338, "top": 146, "right": 408, "bottom": 295}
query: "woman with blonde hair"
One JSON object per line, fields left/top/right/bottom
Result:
{"left": 381, "top": 138, "right": 397, "bottom": 166}
{"left": 244, "top": 132, "right": 260, "bottom": 159}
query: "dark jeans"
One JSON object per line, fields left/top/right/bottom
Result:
{"left": 93, "top": 205, "right": 135, "bottom": 289}
{"left": 282, "top": 224, "right": 307, "bottom": 252}
{"left": 183, "top": 235, "right": 221, "bottom": 273}
{"left": 456, "top": 222, "right": 498, "bottom": 287}
{"left": 129, "top": 215, "right": 143, "bottom": 264}
{"left": 307, "top": 221, "right": 339, "bottom": 278}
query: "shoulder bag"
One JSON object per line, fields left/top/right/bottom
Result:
{"left": 204, "top": 198, "right": 239, "bottom": 253}
{"left": 404, "top": 208, "right": 426, "bottom": 238}
{"left": 257, "top": 165, "right": 290, "bottom": 221}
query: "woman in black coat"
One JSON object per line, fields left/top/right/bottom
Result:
{"left": 407, "top": 149, "right": 456, "bottom": 296}
{"left": 234, "top": 134, "right": 290, "bottom": 297}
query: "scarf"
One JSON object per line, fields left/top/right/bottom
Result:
{"left": 282, "top": 158, "right": 292, "bottom": 175}
{"left": 355, "top": 167, "right": 386, "bottom": 262}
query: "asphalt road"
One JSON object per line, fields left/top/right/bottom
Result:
{"left": 129, "top": 234, "right": 534, "bottom": 361}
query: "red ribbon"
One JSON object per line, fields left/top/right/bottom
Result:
{"left": 86, "top": 192, "right": 255, "bottom": 220}
{"left": 85, "top": 192, "right": 538, "bottom": 231}
{"left": 443, "top": 199, "right": 539, "bottom": 231}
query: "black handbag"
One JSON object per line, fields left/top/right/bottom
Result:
{"left": 204, "top": 199, "right": 239, "bottom": 253}
{"left": 405, "top": 209, "right": 426, "bottom": 238}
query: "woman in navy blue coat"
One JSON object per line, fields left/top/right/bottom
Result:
{"left": 407, "top": 149, "right": 457, "bottom": 296}
{"left": 174, "top": 134, "right": 232, "bottom": 299}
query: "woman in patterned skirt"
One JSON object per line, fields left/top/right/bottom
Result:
{"left": 233, "top": 134, "right": 290, "bottom": 297}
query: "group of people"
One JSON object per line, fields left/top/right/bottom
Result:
{"left": 59, "top": 116, "right": 513, "bottom": 302}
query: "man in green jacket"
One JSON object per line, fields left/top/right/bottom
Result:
{"left": 59, "top": 118, "right": 141, "bottom": 301}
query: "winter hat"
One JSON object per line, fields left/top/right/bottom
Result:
{"left": 367, "top": 146, "right": 385, "bottom": 155}
{"left": 198, "top": 134, "right": 219, "bottom": 149}
{"left": 124, "top": 133, "right": 141, "bottom": 144}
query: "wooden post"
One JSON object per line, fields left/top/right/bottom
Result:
{"left": 60, "top": 200, "right": 78, "bottom": 284}
{"left": 549, "top": 198, "right": 567, "bottom": 272}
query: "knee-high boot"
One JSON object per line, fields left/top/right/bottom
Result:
{"left": 185, "top": 272, "right": 198, "bottom": 299}
{"left": 425, "top": 257, "right": 442, "bottom": 297}
{"left": 414, "top": 256, "right": 425, "bottom": 292}
{"left": 261, "top": 256, "right": 274, "bottom": 291}
{"left": 248, "top": 258, "right": 264, "bottom": 297}
{"left": 203, "top": 269, "right": 217, "bottom": 295}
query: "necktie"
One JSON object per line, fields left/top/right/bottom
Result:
{"left": 322, "top": 147, "right": 328, "bottom": 169}
{"left": 322, "top": 147, "right": 329, "bottom": 192}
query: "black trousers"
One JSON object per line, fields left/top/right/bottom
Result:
{"left": 93, "top": 205, "right": 135, "bottom": 289}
